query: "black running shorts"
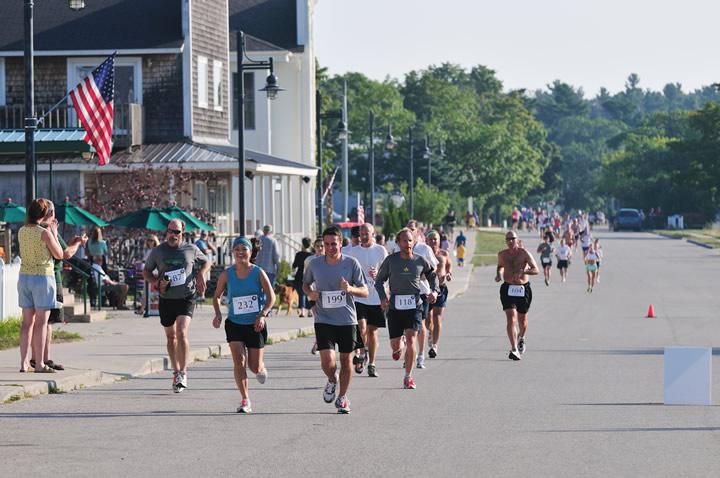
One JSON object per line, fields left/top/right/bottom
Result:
{"left": 355, "top": 302, "right": 386, "bottom": 328}
{"left": 314, "top": 323, "right": 361, "bottom": 354}
{"left": 499, "top": 282, "right": 532, "bottom": 314}
{"left": 224, "top": 320, "right": 267, "bottom": 348}
{"left": 159, "top": 296, "right": 196, "bottom": 327}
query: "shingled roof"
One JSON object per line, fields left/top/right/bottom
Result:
{"left": 0, "top": 0, "right": 183, "bottom": 54}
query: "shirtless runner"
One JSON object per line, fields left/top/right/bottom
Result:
{"left": 495, "top": 231, "right": 539, "bottom": 361}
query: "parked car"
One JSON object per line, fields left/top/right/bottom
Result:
{"left": 614, "top": 208, "right": 643, "bottom": 231}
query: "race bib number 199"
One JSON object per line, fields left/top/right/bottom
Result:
{"left": 508, "top": 285, "right": 525, "bottom": 297}
{"left": 322, "top": 290, "right": 346, "bottom": 309}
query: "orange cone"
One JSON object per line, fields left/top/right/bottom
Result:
{"left": 647, "top": 304, "right": 655, "bottom": 318}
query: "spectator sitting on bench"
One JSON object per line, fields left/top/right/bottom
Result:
{"left": 91, "top": 255, "right": 129, "bottom": 310}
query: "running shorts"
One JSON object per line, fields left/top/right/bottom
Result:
{"left": 499, "top": 282, "right": 532, "bottom": 314}
{"left": 387, "top": 308, "right": 423, "bottom": 339}
{"left": 314, "top": 323, "right": 361, "bottom": 353}
{"left": 355, "top": 302, "right": 386, "bottom": 328}
{"left": 159, "top": 295, "right": 196, "bottom": 327}
{"left": 430, "top": 284, "right": 449, "bottom": 309}
{"left": 224, "top": 320, "right": 267, "bottom": 348}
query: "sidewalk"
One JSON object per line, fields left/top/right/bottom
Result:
{"left": 0, "top": 232, "right": 476, "bottom": 404}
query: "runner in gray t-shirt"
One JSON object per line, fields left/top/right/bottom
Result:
{"left": 374, "top": 227, "right": 438, "bottom": 390}
{"left": 143, "top": 218, "right": 210, "bottom": 394}
{"left": 303, "top": 226, "right": 368, "bottom": 414}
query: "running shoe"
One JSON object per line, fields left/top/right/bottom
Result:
{"left": 236, "top": 399, "right": 251, "bottom": 413}
{"left": 545, "top": 279, "right": 549, "bottom": 286}
{"left": 403, "top": 376, "right": 416, "bottom": 389}
{"left": 177, "top": 371, "right": 188, "bottom": 390}
{"left": 256, "top": 368, "right": 268, "bottom": 384}
{"left": 392, "top": 336, "right": 406, "bottom": 361}
{"left": 428, "top": 344, "right": 437, "bottom": 358}
{"left": 428, "top": 332, "right": 433, "bottom": 348}
{"left": 336, "top": 396, "right": 350, "bottom": 414}
{"left": 311, "top": 343, "right": 318, "bottom": 355}
{"left": 172, "top": 372, "right": 180, "bottom": 393}
{"left": 368, "top": 364, "right": 378, "bottom": 377}
{"left": 323, "top": 375, "right": 338, "bottom": 403}
{"left": 416, "top": 355, "right": 425, "bottom": 369}
{"left": 596, "top": 277, "right": 600, "bottom": 283}
{"left": 353, "top": 354, "right": 364, "bottom": 374}
{"left": 518, "top": 337, "right": 525, "bottom": 355}
{"left": 508, "top": 349, "right": 521, "bottom": 361}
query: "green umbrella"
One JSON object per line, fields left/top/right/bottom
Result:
{"left": 162, "top": 204, "right": 215, "bottom": 231}
{"left": 55, "top": 198, "right": 108, "bottom": 227}
{"left": 0, "top": 198, "right": 27, "bottom": 223}
{"left": 109, "top": 206, "right": 172, "bottom": 230}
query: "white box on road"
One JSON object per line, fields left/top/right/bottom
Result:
{"left": 664, "top": 346, "right": 712, "bottom": 406}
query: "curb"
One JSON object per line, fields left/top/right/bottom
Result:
{"left": 2, "top": 325, "right": 318, "bottom": 404}
{"left": 654, "top": 232, "right": 716, "bottom": 249}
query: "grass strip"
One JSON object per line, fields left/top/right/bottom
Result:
{"left": 0, "top": 316, "right": 83, "bottom": 350}
{"left": 472, "top": 230, "right": 507, "bottom": 267}
{"left": 656, "top": 229, "right": 720, "bottom": 248}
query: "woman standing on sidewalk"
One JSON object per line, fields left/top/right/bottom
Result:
{"left": 18, "top": 198, "right": 64, "bottom": 373}
{"left": 212, "top": 237, "right": 275, "bottom": 413}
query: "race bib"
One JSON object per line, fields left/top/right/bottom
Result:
{"left": 395, "top": 294, "right": 416, "bottom": 310}
{"left": 508, "top": 285, "right": 525, "bottom": 297}
{"left": 542, "top": 257, "right": 551, "bottom": 264}
{"left": 167, "top": 268, "right": 186, "bottom": 287}
{"left": 322, "top": 290, "right": 347, "bottom": 308}
{"left": 232, "top": 295, "right": 259, "bottom": 315}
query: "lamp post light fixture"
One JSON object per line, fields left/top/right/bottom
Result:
{"left": 24, "top": 0, "right": 87, "bottom": 206}
{"left": 315, "top": 90, "right": 347, "bottom": 234}
{"left": 368, "top": 109, "right": 395, "bottom": 226}
{"left": 423, "top": 134, "right": 446, "bottom": 188}
{"left": 236, "top": 30, "right": 283, "bottom": 236}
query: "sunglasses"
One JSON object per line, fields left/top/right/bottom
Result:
{"left": 167, "top": 228, "right": 182, "bottom": 235}
{"left": 505, "top": 237, "right": 518, "bottom": 241}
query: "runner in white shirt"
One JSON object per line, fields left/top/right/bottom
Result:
{"left": 345, "top": 223, "right": 388, "bottom": 377}
{"left": 554, "top": 239, "right": 572, "bottom": 282}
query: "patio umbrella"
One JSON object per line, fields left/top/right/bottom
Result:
{"left": 0, "top": 198, "right": 27, "bottom": 223}
{"left": 55, "top": 197, "right": 108, "bottom": 227}
{"left": 108, "top": 205, "right": 172, "bottom": 230}
{"left": 162, "top": 204, "right": 215, "bottom": 231}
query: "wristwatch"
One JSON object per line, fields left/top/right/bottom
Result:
{"left": 258, "top": 310, "right": 267, "bottom": 318}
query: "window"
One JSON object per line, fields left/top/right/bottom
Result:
{"left": 67, "top": 57, "right": 142, "bottom": 105}
{"left": 0, "top": 58, "right": 5, "bottom": 106}
{"left": 213, "top": 60, "right": 223, "bottom": 111}
{"left": 197, "top": 56, "right": 208, "bottom": 108}
{"left": 194, "top": 182, "right": 207, "bottom": 209}
{"left": 232, "top": 71, "right": 255, "bottom": 130}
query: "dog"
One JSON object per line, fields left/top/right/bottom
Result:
{"left": 275, "top": 284, "right": 299, "bottom": 316}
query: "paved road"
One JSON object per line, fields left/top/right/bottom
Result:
{"left": 2, "top": 228, "right": 720, "bottom": 476}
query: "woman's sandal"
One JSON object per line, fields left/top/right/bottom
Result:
{"left": 35, "top": 366, "right": 57, "bottom": 373}
{"left": 46, "top": 360, "right": 65, "bottom": 371}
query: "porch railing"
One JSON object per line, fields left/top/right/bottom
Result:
{"left": 0, "top": 103, "right": 142, "bottom": 147}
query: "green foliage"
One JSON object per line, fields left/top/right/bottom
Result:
{"left": 412, "top": 179, "right": 451, "bottom": 226}
{"left": 0, "top": 316, "right": 21, "bottom": 351}
{"left": 276, "top": 259, "right": 293, "bottom": 286}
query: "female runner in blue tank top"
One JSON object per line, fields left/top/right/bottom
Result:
{"left": 213, "top": 237, "right": 275, "bottom": 413}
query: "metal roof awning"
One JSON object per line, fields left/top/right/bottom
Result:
{"left": 0, "top": 140, "right": 318, "bottom": 177}
{"left": 0, "top": 129, "right": 93, "bottom": 154}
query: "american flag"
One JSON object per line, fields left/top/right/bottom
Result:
{"left": 356, "top": 204, "right": 365, "bottom": 224}
{"left": 70, "top": 53, "right": 116, "bottom": 166}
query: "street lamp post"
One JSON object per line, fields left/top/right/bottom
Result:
{"left": 24, "top": 1, "right": 86, "bottom": 206}
{"left": 315, "top": 90, "right": 347, "bottom": 234}
{"left": 236, "top": 30, "right": 283, "bottom": 237}
{"left": 368, "top": 110, "right": 395, "bottom": 226}
{"left": 409, "top": 126, "right": 414, "bottom": 219}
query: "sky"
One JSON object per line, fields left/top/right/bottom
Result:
{"left": 313, "top": 0, "right": 720, "bottom": 98}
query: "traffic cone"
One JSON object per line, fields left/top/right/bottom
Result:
{"left": 647, "top": 304, "right": 655, "bottom": 318}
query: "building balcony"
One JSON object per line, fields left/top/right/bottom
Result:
{"left": 0, "top": 103, "right": 143, "bottom": 148}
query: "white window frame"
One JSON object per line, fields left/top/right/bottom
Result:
{"left": 66, "top": 56, "right": 143, "bottom": 105}
{"left": 198, "top": 56, "right": 208, "bottom": 109}
{"left": 213, "top": 60, "right": 223, "bottom": 111}
{"left": 0, "top": 58, "right": 5, "bottom": 106}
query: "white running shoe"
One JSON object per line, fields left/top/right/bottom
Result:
{"left": 176, "top": 371, "right": 187, "bottom": 391}
{"left": 508, "top": 349, "right": 521, "bottom": 361}
{"left": 416, "top": 354, "right": 425, "bottom": 369}
{"left": 256, "top": 368, "right": 268, "bottom": 384}
{"left": 518, "top": 337, "right": 525, "bottom": 355}
{"left": 236, "top": 398, "right": 251, "bottom": 413}
{"left": 323, "top": 374, "right": 338, "bottom": 403}
{"left": 336, "top": 396, "right": 350, "bottom": 414}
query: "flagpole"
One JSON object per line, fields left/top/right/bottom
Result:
{"left": 36, "top": 91, "right": 73, "bottom": 125}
